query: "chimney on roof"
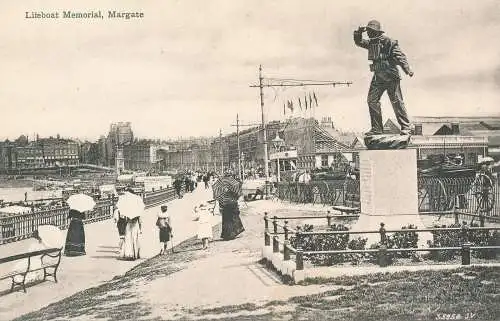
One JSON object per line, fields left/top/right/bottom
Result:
{"left": 414, "top": 123, "right": 423, "bottom": 136}
{"left": 451, "top": 123, "right": 460, "bottom": 135}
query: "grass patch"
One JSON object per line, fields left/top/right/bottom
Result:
{"left": 289, "top": 266, "right": 500, "bottom": 320}
{"left": 164, "top": 266, "right": 499, "bottom": 321}
{"left": 13, "top": 235, "right": 206, "bottom": 321}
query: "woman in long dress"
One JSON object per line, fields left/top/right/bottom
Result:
{"left": 113, "top": 207, "right": 127, "bottom": 253}
{"left": 219, "top": 191, "right": 245, "bottom": 241}
{"left": 120, "top": 216, "right": 142, "bottom": 260}
{"left": 64, "top": 209, "right": 86, "bottom": 256}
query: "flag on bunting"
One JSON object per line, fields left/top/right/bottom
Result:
{"left": 313, "top": 92, "right": 318, "bottom": 107}
{"left": 304, "top": 94, "right": 308, "bottom": 110}
{"left": 298, "top": 97, "right": 302, "bottom": 110}
{"left": 309, "top": 93, "right": 313, "bottom": 108}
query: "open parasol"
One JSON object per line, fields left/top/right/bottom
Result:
{"left": 37, "top": 225, "right": 64, "bottom": 249}
{"left": 67, "top": 194, "right": 96, "bottom": 212}
{"left": 116, "top": 192, "right": 145, "bottom": 219}
{"left": 212, "top": 176, "right": 242, "bottom": 203}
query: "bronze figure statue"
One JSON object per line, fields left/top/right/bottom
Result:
{"left": 354, "top": 20, "right": 414, "bottom": 149}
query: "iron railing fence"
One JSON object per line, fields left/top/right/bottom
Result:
{"left": 276, "top": 176, "right": 498, "bottom": 223}
{"left": 276, "top": 180, "right": 359, "bottom": 208}
{"left": 0, "top": 187, "right": 181, "bottom": 244}
{"left": 263, "top": 213, "right": 500, "bottom": 272}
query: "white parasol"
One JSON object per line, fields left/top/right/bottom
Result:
{"left": 37, "top": 225, "right": 64, "bottom": 249}
{"left": 116, "top": 192, "right": 145, "bottom": 219}
{"left": 67, "top": 194, "right": 96, "bottom": 212}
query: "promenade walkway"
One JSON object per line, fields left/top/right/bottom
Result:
{"left": 0, "top": 185, "right": 217, "bottom": 320}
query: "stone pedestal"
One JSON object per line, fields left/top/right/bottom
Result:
{"left": 350, "top": 149, "right": 430, "bottom": 246}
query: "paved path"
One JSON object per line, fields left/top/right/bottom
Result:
{"left": 0, "top": 185, "right": 217, "bottom": 320}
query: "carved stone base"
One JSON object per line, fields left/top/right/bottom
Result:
{"left": 364, "top": 134, "right": 411, "bottom": 150}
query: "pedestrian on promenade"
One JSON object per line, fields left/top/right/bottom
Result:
{"left": 113, "top": 205, "right": 127, "bottom": 253}
{"left": 156, "top": 205, "right": 173, "bottom": 255}
{"left": 203, "top": 174, "right": 210, "bottom": 189}
{"left": 119, "top": 188, "right": 143, "bottom": 261}
{"left": 195, "top": 204, "right": 213, "bottom": 249}
{"left": 213, "top": 174, "right": 245, "bottom": 241}
{"left": 64, "top": 208, "right": 86, "bottom": 256}
{"left": 173, "top": 177, "right": 183, "bottom": 199}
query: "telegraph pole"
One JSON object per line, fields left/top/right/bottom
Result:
{"left": 236, "top": 114, "right": 242, "bottom": 180}
{"left": 250, "top": 65, "right": 352, "bottom": 184}
{"left": 259, "top": 65, "right": 270, "bottom": 181}
{"left": 231, "top": 117, "right": 260, "bottom": 180}
{"left": 219, "top": 129, "right": 224, "bottom": 174}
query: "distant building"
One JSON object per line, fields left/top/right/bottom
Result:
{"left": 9, "top": 137, "right": 80, "bottom": 170}
{"left": 0, "top": 142, "right": 16, "bottom": 173}
{"left": 122, "top": 141, "right": 171, "bottom": 172}
{"left": 350, "top": 118, "right": 491, "bottom": 168}
{"left": 281, "top": 117, "right": 351, "bottom": 171}
{"left": 106, "top": 122, "right": 134, "bottom": 166}
{"left": 38, "top": 138, "right": 80, "bottom": 167}
{"left": 411, "top": 116, "right": 500, "bottom": 160}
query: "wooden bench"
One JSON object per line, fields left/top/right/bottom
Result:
{"left": 0, "top": 248, "right": 62, "bottom": 293}
{"left": 332, "top": 205, "right": 360, "bottom": 215}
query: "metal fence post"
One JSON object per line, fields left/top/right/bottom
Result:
{"left": 453, "top": 206, "right": 459, "bottom": 225}
{"left": 461, "top": 224, "right": 470, "bottom": 244}
{"left": 264, "top": 213, "right": 270, "bottom": 246}
{"left": 273, "top": 216, "right": 278, "bottom": 234}
{"left": 273, "top": 235, "right": 279, "bottom": 253}
{"left": 284, "top": 240, "right": 290, "bottom": 261}
{"left": 378, "top": 245, "right": 388, "bottom": 267}
{"left": 379, "top": 222, "right": 387, "bottom": 245}
{"left": 284, "top": 220, "right": 289, "bottom": 241}
{"left": 326, "top": 211, "right": 332, "bottom": 227}
{"left": 461, "top": 242, "right": 471, "bottom": 265}
{"left": 479, "top": 214, "right": 485, "bottom": 228}
{"left": 296, "top": 247, "right": 304, "bottom": 270}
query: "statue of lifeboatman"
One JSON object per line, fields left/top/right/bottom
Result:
{"left": 354, "top": 20, "right": 414, "bottom": 141}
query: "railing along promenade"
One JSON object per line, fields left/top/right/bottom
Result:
{"left": 263, "top": 212, "right": 500, "bottom": 272}
{"left": 0, "top": 187, "right": 180, "bottom": 244}
{"left": 276, "top": 176, "right": 499, "bottom": 223}
{"left": 276, "top": 179, "right": 359, "bottom": 208}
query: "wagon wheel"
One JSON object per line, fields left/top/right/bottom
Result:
{"left": 429, "top": 179, "right": 449, "bottom": 211}
{"left": 417, "top": 178, "right": 431, "bottom": 212}
{"left": 472, "top": 173, "right": 495, "bottom": 213}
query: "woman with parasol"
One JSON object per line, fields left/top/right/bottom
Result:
{"left": 64, "top": 194, "right": 96, "bottom": 256}
{"left": 213, "top": 172, "right": 245, "bottom": 241}
{"left": 117, "top": 188, "right": 144, "bottom": 260}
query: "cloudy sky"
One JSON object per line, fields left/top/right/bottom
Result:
{"left": 1, "top": 0, "right": 499, "bottom": 141}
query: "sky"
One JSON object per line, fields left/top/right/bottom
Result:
{"left": 1, "top": 0, "right": 499, "bottom": 141}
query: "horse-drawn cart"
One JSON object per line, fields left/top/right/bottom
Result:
{"left": 418, "top": 161, "right": 495, "bottom": 215}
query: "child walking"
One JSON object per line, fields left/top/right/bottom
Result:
{"left": 156, "top": 205, "right": 173, "bottom": 255}
{"left": 195, "top": 204, "right": 213, "bottom": 250}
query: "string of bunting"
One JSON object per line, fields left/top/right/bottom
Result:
{"left": 283, "top": 91, "right": 319, "bottom": 115}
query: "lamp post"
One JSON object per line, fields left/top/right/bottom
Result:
{"left": 272, "top": 131, "right": 284, "bottom": 182}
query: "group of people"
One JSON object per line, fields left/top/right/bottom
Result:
{"left": 27, "top": 170, "right": 246, "bottom": 271}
